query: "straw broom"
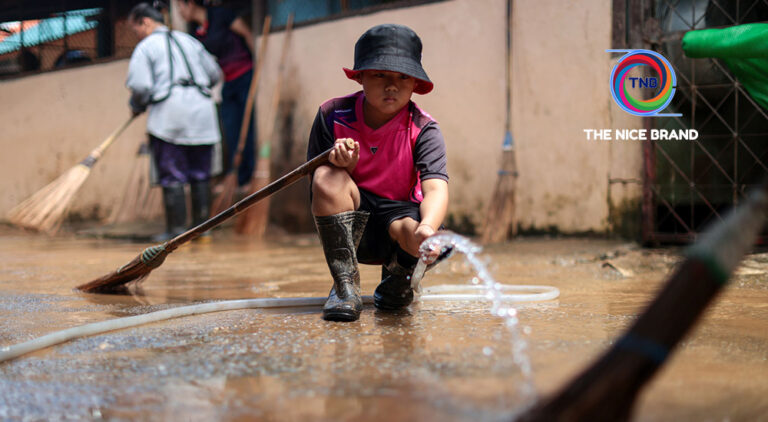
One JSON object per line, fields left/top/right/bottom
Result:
{"left": 76, "top": 139, "right": 354, "bottom": 293}
{"left": 210, "top": 16, "right": 272, "bottom": 216}
{"left": 107, "top": 141, "right": 161, "bottom": 224}
{"left": 235, "top": 14, "right": 294, "bottom": 236}
{"left": 517, "top": 182, "right": 768, "bottom": 421}
{"left": 481, "top": 0, "right": 517, "bottom": 244}
{"left": 6, "top": 116, "right": 136, "bottom": 234}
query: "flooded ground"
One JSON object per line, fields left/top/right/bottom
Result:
{"left": 0, "top": 225, "right": 767, "bottom": 421}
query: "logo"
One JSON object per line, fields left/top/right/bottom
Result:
{"left": 606, "top": 49, "right": 681, "bottom": 117}
{"left": 370, "top": 147, "right": 378, "bottom": 155}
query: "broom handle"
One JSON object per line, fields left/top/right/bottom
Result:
{"left": 231, "top": 15, "right": 271, "bottom": 169}
{"left": 165, "top": 139, "right": 353, "bottom": 250}
{"left": 81, "top": 116, "right": 136, "bottom": 167}
{"left": 261, "top": 13, "right": 294, "bottom": 166}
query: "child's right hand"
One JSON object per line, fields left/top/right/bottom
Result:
{"left": 329, "top": 138, "right": 360, "bottom": 171}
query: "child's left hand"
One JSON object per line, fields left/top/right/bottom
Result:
{"left": 329, "top": 138, "right": 360, "bottom": 171}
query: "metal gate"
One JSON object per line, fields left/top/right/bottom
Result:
{"left": 615, "top": 0, "right": 768, "bottom": 243}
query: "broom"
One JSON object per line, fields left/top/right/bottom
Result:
{"left": 481, "top": 0, "right": 518, "bottom": 244}
{"left": 6, "top": 116, "right": 136, "bottom": 234}
{"left": 76, "top": 138, "right": 354, "bottom": 293}
{"left": 107, "top": 141, "right": 162, "bottom": 225}
{"left": 235, "top": 13, "right": 294, "bottom": 236}
{"left": 517, "top": 181, "right": 768, "bottom": 421}
{"left": 210, "top": 15, "right": 272, "bottom": 216}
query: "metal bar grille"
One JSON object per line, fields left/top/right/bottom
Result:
{"left": 627, "top": 0, "right": 768, "bottom": 243}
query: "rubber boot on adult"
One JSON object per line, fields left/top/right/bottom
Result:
{"left": 315, "top": 211, "right": 369, "bottom": 322}
{"left": 190, "top": 180, "right": 212, "bottom": 241}
{"left": 153, "top": 184, "right": 187, "bottom": 242}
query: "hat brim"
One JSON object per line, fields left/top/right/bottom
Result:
{"left": 343, "top": 66, "right": 433, "bottom": 95}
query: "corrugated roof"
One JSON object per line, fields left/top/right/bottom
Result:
{"left": 0, "top": 8, "right": 101, "bottom": 55}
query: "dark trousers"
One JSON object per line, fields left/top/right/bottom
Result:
{"left": 221, "top": 69, "right": 256, "bottom": 187}
{"left": 149, "top": 135, "right": 213, "bottom": 187}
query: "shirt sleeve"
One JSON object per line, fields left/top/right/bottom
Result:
{"left": 307, "top": 107, "right": 334, "bottom": 162}
{"left": 414, "top": 123, "right": 449, "bottom": 182}
{"left": 125, "top": 44, "right": 153, "bottom": 113}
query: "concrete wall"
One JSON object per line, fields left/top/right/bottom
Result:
{"left": 0, "top": 59, "right": 150, "bottom": 221}
{"left": 512, "top": 0, "right": 643, "bottom": 234}
{"left": 0, "top": 0, "right": 645, "bottom": 236}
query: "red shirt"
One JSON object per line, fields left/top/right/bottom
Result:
{"left": 308, "top": 91, "right": 448, "bottom": 203}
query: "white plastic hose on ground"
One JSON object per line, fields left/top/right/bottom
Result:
{"left": 420, "top": 284, "right": 560, "bottom": 302}
{"left": 0, "top": 284, "right": 559, "bottom": 363}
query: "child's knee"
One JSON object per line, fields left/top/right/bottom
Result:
{"left": 388, "top": 217, "right": 419, "bottom": 244}
{"left": 312, "top": 167, "right": 346, "bottom": 197}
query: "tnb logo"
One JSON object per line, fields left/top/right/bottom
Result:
{"left": 606, "top": 49, "right": 681, "bottom": 117}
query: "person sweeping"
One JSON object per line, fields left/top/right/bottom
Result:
{"left": 126, "top": 2, "right": 222, "bottom": 241}
{"left": 307, "top": 24, "right": 449, "bottom": 322}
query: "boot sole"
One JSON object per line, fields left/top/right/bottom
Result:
{"left": 322, "top": 309, "right": 360, "bottom": 322}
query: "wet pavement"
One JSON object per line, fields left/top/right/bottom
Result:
{"left": 0, "top": 225, "right": 767, "bottom": 421}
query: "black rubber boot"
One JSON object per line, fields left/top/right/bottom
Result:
{"left": 153, "top": 184, "right": 187, "bottom": 242}
{"left": 374, "top": 244, "right": 456, "bottom": 310}
{"left": 316, "top": 211, "right": 369, "bottom": 322}
{"left": 374, "top": 248, "right": 418, "bottom": 310}
{"left": 190, "top": 180, "right": 211, "bottom": 241}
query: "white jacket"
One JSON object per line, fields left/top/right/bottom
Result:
{"left": 126, "top": 26, "right": 222, "bottom": 145}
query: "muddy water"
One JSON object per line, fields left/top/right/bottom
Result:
{"left": 0, "top": 226, "right": 767, "bottom": 421}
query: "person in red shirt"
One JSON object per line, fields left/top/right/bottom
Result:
{"left": 307, "top": 24, "right": 449, "bottom": 322}
{"left": 177, "top": 0, "right": 257, "bottom": 190}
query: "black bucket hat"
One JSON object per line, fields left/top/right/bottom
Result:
{"left": 343, "top": 24, "right": 433, "bottom": 95}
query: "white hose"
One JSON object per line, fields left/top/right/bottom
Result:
{"left": 420, "top": 284, "right": 560, "bottom": 302}
{"left": 0, "top": 296, "right": 343, "bottom": 363}
{"left": 0, "top": 284, "right": 559, "bottom": 363}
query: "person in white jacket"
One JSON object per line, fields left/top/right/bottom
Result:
{"left": 126, "top": 2, "right": 222, "bottom": 241}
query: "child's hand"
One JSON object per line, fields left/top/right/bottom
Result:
{"left": 413, "top": 223, "right": 441, "bottom": 264}
{"left": 329, "top": 138, "right": 359, "bottom": 171}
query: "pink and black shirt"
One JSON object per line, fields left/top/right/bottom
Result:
{"left": 307, "top": 91, "right": 449, "bottom": 203}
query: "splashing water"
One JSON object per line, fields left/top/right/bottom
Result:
{"left": 412, "top": 232, "right": 544, "bottom": 402}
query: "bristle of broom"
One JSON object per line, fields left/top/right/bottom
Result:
{"left": 210, "top": 173, "right": 238, "bottom": 217}
{"left": 235, "top": 175, "right": 269, "bottom": 236}
{"left": 108, "top": 143, "right": 159, "bottom": 224}
{"left": 6, "top": 164, "right": 91, "bottom": 234}
{"left": 480, "top": 147, "right": 517, "bottom": 244}
{"left": 76, "top": 244, "right": 169, "bottom": 293}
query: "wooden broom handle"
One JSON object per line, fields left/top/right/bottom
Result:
{"left": 231, "top": 15, "right": 272, "bottom": 169}
{"left": 261, "top": 13, "right": 294, "bottom": 160}
{"left": 81, "top": 115, "right": 136, "bottom": 166}
{"left": 165, "top": 139, "right": 354, "bottom": 250}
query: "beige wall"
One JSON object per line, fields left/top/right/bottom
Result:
{"left": 0, "top": 60, "right": 148, "bottom": 220}
{"left": 0, "top": 0, "right": 645, "bottom": 235}
{"left": 512, "top": 0, "right": 643, "bottom": 233}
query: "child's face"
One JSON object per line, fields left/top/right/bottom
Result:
{"left": 358, "top": 70, "right": 416, "bottom": 120}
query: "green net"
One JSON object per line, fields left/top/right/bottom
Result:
{"left": 682, "top": 23, "right": 768, "bottom": 111}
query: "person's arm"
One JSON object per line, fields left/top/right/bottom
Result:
{"left": 416, "top": 178, "right": 448, "bottom": 237}
{"left": 411, "top": 122, "right": 449, "bottom": 253}
{"left": 230, "top": 16, "right": 255, "bottom": 54}
{"left": 125, "top": 45, "right": 153, "bottom": 114}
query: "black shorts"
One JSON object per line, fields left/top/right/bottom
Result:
{"left": 356, "top": 188, "right": 421, "bottom": 265}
